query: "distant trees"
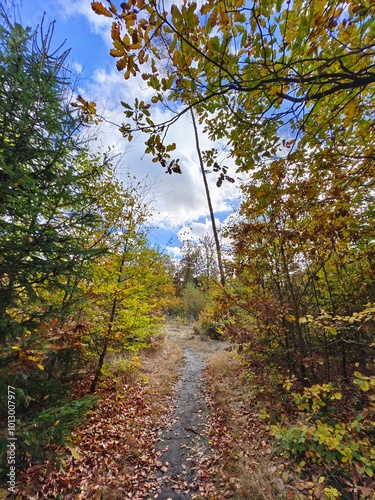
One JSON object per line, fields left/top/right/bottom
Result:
{"left": 169, "top": 237, "right": 219, "bottom": 320}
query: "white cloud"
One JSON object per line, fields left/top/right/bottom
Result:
{"left": 164, "top": 246, "right": 182, "bottom": 259}
{"left": 22, "top": 0, "right": 241, "bottom": 247}
{"left": 71, "top": 61, "right": 83, "bottom": 74}
{"left": 178, "top": 218, "right": 217, "bottom": 242}
{"left": 21, "top": 0, "right": 112, "bottom": 49}
{"left": 54, "top": 0, "right": 114, "bottom": 44}
{"left": 76, "top": 73, "right": 241, "bottom": 234}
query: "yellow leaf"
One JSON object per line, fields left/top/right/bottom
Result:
{"left": 91, "top": 2, "right": 113, "bottom": 18}
{"left": 54, "top": 420, "right": 60, "bottom": 426}
{"left": 200, "top": 3, "right": 212, "bottom": 15}
{"left": 67, "top": 446, "right": 82, "bottom": 460}
{"left": 27, "top": 355, "right": 40, "bottom": 362}
{"left": 110, "top": 48, "right": 124, "bottom": 58}
{"left": 122, "top": 34, "right": 131, "bottom": 47}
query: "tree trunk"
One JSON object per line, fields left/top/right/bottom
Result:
{"left": 90, "top": 294, "right": 118, "bottom": 393}
{"left": 190, "top": 109, "right": 226, "bottom": 287}
{"left": 90, "top": 250, "right": 127, "bottom": 393}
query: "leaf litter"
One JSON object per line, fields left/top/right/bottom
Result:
{"left": 13, "top": 325, "right": 222, "bottom": 498}
{"left": 13, "top": 323, "right": 285, "bottom": 499}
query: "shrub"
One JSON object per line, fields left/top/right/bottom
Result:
{"left": 0, "top": 395, "right": 97, "bottom": 474}
{"left": 270, "top": 376, "right": 375, "bottom": 483}
{"left": 180, "top": 283, "right": 208, "bottom": 320}
{"left": 101, "top": 354, "right": 143, "bottom": 384}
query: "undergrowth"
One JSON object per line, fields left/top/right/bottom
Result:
{"left": 268, "top": 374, "right": 375, "bottom": 499}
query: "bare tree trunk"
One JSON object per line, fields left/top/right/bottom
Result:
{"left": 190, "top": 109, "right": 226, "bottom": 287}
{"left": 90, "top": 250, "right": 127, "bottom": 393}
{"left": 90, "top": 294, "right": 117, "bottom": 393}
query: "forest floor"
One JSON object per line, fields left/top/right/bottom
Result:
{"left": 14, "top": 320, "right": 292, "bottom": 499}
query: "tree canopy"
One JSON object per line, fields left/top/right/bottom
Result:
{"left": 92, "top": 0, "right": 375, "bottom": 171}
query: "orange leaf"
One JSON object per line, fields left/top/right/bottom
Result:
{"left": 117, "top": 57, "right": 128, "bottom": 71}
{"left": 111, "top": 22, "right": 121, "bottom": 42}
{"left": 91, "top": 2, "right": 113, "bottom": 18}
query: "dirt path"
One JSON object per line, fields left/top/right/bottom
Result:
{"left": 153, "top": 322, "right": 227, "bottom": 499}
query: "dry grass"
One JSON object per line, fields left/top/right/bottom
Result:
{"left": 99, "top": 328, "right": 183, "bottom": 395}
{"left": 141, "top": 336, "right": 183, "bottom": 396}
{"left": 208, "top": 350, "right": 235, "bottom": 373}
{"left": 204, "top": 350, "right": 288, "bottom": 499}
{"left": 207, "top": 350, "right": 256, "bottom": 415}
{"left": 164, "top": 318, "right": 231, "bottom": 357}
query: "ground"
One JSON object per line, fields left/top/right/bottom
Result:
{"left": 13, "top": 320, "right": 286, "bottom": 499}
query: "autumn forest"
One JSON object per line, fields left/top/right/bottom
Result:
{"left": 1, "top": 0, "right": 375, "bottom": 498}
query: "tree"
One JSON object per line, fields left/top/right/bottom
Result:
{"left": 221, "top": 153, "right": 375, "bottom": 383}
{"left": 0, "top": 14, "right": 108, "bottom": 350}
{"left": 92, "top": 0, "right": 375, "bottom": 172}
{"left": 87, "top": 241, "right": 176, "bottom": 392}
{"left": 175, "top": 236, "right": 219, "bottom": 290}
{"left": 84, "top": 177, "right": 176, "bottom": 392}
{"left": 0, "top": 11, "right": 120, "bottom": 470}
{"left": 190, "top": 110, "right": 226, "bottom": 286}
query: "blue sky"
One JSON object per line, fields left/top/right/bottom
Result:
{"left": 15, "top": 0, "right": 240, "bottom": 257}
{"left": 16, "top": 0, "right": 112, "bottom": 77}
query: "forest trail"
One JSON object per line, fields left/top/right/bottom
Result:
{"left": 13, "top": 320, "right": 284, "bottom": 500}
{"left": 154, "top": 322, "right": 228, "bottom": 499}
{"left": 14, "top": 322, "right": 238, "bottom": 499}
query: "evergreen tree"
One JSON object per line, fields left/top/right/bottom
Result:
{"left": 0, "top": 13, "right": 102, "bottom": 348}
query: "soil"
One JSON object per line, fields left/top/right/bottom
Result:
{"left": 153, "top": 322, "right": 228, "bottom": 499}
